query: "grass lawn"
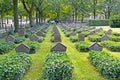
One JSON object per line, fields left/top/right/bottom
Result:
{"left": 23, "top": 26, "right": 52, "bottom": 80}
{"left": 96, "top": 26, "right": 120, "bottom": 33}
{"left": 58, "top": 26, "right": 108, "bottom": 80}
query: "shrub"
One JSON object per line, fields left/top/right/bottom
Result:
{"left": 109, "top": 35, "right": 120, "bottom": 42}
{"left": 14, "top": 37, "right": 25, "bottom": 44}
{"left": 101, "top": 41, "right": 120, "bottom": 52}
{"left": 88, "top": 35, "right": 101, "bottom": 42}
{"left": 25, "top": 32, "right": 32, "bottom": 38}
{"left": 75, "top": 41, "right": 91, "bottom": 52}
{"left": 70, "top": 36, "right": 78, "bottom": 42}
{"left": 65, "top": 31, "right": 71, "bottom": 37}
{"left": 25, "top": 41, "right": 40, "bottom": 53}
{"left": 81, "top": 31, "right": 90, "bottom": 37}
{"left": 0, "top": 41, "right": 16, "bottom": 54}
{"left": 38, "top": 36, "right": 44, "bottom": 43}
{"left": 89, "top": 51, "right": 120, "bottom": 80}
{"left": 87, "top": 20, "right": 109, "bottom": 26}
{"left": 112, "top": 32, "right": 120, "bottom": 36}
{"left": 95, "top": 31, "right": 105, "bottom": 36}
{"left": 0, "top": 53, "right": 31, "bottom": 80}
{"left": 42, "top": 52, "right": 73, "bottom": 80}
{"left": 110, "top": 14, "right": 120, "bottom": 28}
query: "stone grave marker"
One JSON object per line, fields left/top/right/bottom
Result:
{"left": 18, "top": 28, "right": 26, "bottom": 36}
{"left": 70, "top": 32, "right": 76, "bottom": 36}
{"left": 15, "top": 43, "right": 30, "bottom": 53}
{"left": 101, "top": 35, "right": 109, "bottom": 41}
{"left": 78, "top": 34, "right": 85, "bottom": 41}
{"left": 89, "top": 31, "right": 95, "bottom": 35}
{"left": 36, "top": 31, "right": 44, "bottom": 36}
{"left": 89, "top": 42, "right": 103, "bottom": 51}
{"left": 51, "top": 43, "right": 67, "bottom": 52}
{"left": 29, "top": 35, "right": 39, "bottom": 41}
{"left": 105, "top": 29, "right": 112, "bottom": 35}
{"left": 6, "top": 35, "right": 15, "bottom": 42}
{"left": 54, "top": 34, "right": 61, "bottom": 42}
{"left": 95, "top": 28, "right": 103, "bottom": 32}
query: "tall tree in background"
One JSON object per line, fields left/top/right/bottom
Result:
{"left": 21, "top": 0, "right": 34, "bottom": 27}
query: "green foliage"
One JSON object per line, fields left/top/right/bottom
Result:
{"left": 38, "top": 36, "right": 44, "bottom": 43}
{"left": 0, "top": 53, "right": 31, "bottom": 80}
{"left": 25, "top": 32, "right": 32, "bottom": 38}
{"left": 81, "top": 31, "right": 90, "bottom": 37}
{"left": 14, "top": 37, "right": 25, "bottom": 44}
{"left": 0, "top": 41, "right": 15, "bottom": 54}
{"left": 75, "top": 41, "right": 91, "bottom": 52}
{"left": 95, "top": 31, "right": 105, "bottom": 36}
{"left": 51, "top": 36, "right": 55, "bottom": 42}
{"left": 88, "top": 35, "right": 101, "bottom": 42}
{"left": 25, "top": 41, "right": 40, "bottom": 54}
{"left": 42, "top": 52, "right": 73, "bottom": 80}
{"left": 87, "top": 20, "right": 109, "bottom": 26}
{"left": 89, "top": 51, "right": 120, "bottom": 80}
{"left": 110, "top": 14, "right": 120, "bottom": 28}
{"left": 108, "top": 35, "right": 120, "bottom": 42}
{"left": 65, "top": 31, "right": 71, "bottom": 37}
{"left": 101, "top": 41, "right": 120, "bottom": 52}
{"left": 70, "top": 36, "right": 78, "bottom": 42}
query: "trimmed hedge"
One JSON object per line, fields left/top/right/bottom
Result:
{"left": 0, "top": 53, "right": 31, "bottom": 80}
{"left": 0, "top": 41, "right": 16, "bottom": 54}
{"left": 70, "top": 36, "right": 78, "bottom": 42}
{"left": 65, "top": 31, "right": 71, "bottom": 37}
{"left": 81, "top": 31, "right": 90, "bottom": 37}
{"left": 42, "top": 52, "right": 73, "bottom": 80}
{"left": 76, "top": 41, "right": 91, "bottom": 52}
{"left": 110, "top": 14, "right": 120, "bottom": 28}
{"left": 95, "top": 31, "right": 105, "bottom": 36}
{"left": 89, "top": 51, "right": 120, "bottom": 80}
{"left": 109, "top": 35, "right": 120, "bottom": 42}
{"left": 14, "top": 37, "right": 25, "bottom": 44}
{"left": 87, "top": 20, "right": 109, "bottom": 26}
{"left": 101, "top": 41, "right": 120, "bottom": 52}
{"left": 88, "top": 35, "right": 101, "bottom": 42}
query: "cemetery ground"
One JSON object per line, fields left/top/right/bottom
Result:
{"left": 0, "top": 25, "right": 120, "bottom": 80}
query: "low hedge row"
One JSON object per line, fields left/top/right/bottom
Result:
{"left": 70, "top": 36, "right": 78, "bottom": 42}
{"left": 0, "top": 53, "right": 31, "bottom": 80}
{"left": 76, "top": 41, "right": 91, "bottom": 52}
{"left": 14, "top": 37, "right": 25, "bottom": 44}
{"left": 87, "top": 20, "right": 109, "bottom": 26}
{"left": 81, "top": 31, "right": 90, "bottom": 37}
{"left": 0, "top": 41, "right": 16, "bottom": 54}
{"left": 95, "top": 31, "right": 105, "bottom": 36}
{"left": 89, "top": 51, "right": 120, "bottom": 80}
{"left": 101, "top": 41, "right": 120, "bottom": 52}
{"left": 109, "top": 35, "right": 120, "bottom": 42}
{"left": 88, "top": 35, "right": 101, "bottom": 42}
{"left": 42, "top": 52, "right": 73, "bottom": 80}
{"left": 65, "top": 31, "right": 71, "bottom": 37}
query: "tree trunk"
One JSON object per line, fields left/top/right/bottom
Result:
{"left": 13, "top": 0, "right": 19, "bottom": 32}
{"left": 81, "top": 13, "right": 84, "bottom": 23}
{"left": 36, "top": 9, "right": 39, "bottom": 25}
{"left": 75, "top": 10, "right": 77, "bottom": 23}
{"left": 29, "top": 11, "right": 33, "bottom": 27}
{"left": 93, "top": 9, "right": 96, "bottom": 19}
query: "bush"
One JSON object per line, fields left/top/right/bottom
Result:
{"left": 95, "top": 31, "right": 105, "bottom": 36}
{"left": 81, "top": 31, "right": 90, "bottom": 37}
{"left": 109, "top": 35, "right": 120, "bottom": 42}
{"left": 88, "top": 35, "right": 101, "bottom": 42}
{"left": 65, "top": 31, "right": 71, "bottom": 37}
{"left": 75, "top": 41, "right": 91, "bottom": 52}
{"left": 89, "top": 51, "right": 120, "bottom": 80}
{"left": 87, "top": 20, "right": 109, "bottom": 26}
{"left": 70, "top": 36, "right": 78, "bottom": 42}
{"left": 42, "top": 52, "right": 73, "bottom": 80}
{"left": 101, "top": 41, "right": 120, "bottom": 52}
{"left": 38, "top": 36, "right": 44, "bottom": 43}
{"left": 112, "top": 32, "right": 120, "bottom": 36}
{"left": 0, "top": 53, "right": 31, "bottom": 80}
{"left": 25, "top": 32, "right": 32, "bottom": 38}
{"left": 0, "top": 41, "right": 16, "bottom": 54}
{"left": 14, "top": 37, "right": 25, "bottom": 44}
{"left": 25, "top": 41, "right": 40, "bottom": 53}
{"left": 110, "top": 14, "right": 120, "bottom": 28}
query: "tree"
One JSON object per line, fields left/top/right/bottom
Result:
{"left": 21, "top": 0, "right": 34, "bottom": 27}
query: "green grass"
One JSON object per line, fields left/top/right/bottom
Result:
{"left": 58, "top": 26, "right": 107, "bottom": 80}
{"left": 23, "top": 26, "right": 52, "bottom": 80}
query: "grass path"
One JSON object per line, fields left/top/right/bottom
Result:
{"left": 58, "top": 26, "right": 108, "bottom": 80}
{"left": 23, "top": 26, "right": 52, "bottom": 80}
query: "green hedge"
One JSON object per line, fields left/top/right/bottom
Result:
{"left": 76, "top": 41, "right": 91, "bottom": 52}
{"left": 110, "top": 14, "right": 120, "bottom": 28}
{"left": 87, "top": 20, "right": 109, "bottom": 26}
{"left": 70, "top": 36, "right": 78, "bottom": 42}
{"left": 109, "top": 35, "right": 120, "bottom": 42}
{"left": 0, "top": 41, "right": 16, "bottom": 54}
{"left": 14, "top": 37, "right": 25, "bottom": 44}
{"left": 42, "top": 52, "right": 73, "bottom": 80}
{"left": 0, "top": 53, "right": 31, "bottom": 80}
{"left": 101, "top": 41, "right": 120, "bottom": 52}
{"left": 88, "top": 35, "right": 101, "bottom": 42}
{"left": 89, "top": 51, "right": 120, "bottom": 80}
{"left": 65, "top": 31, "right": 71, "bottom": 37}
